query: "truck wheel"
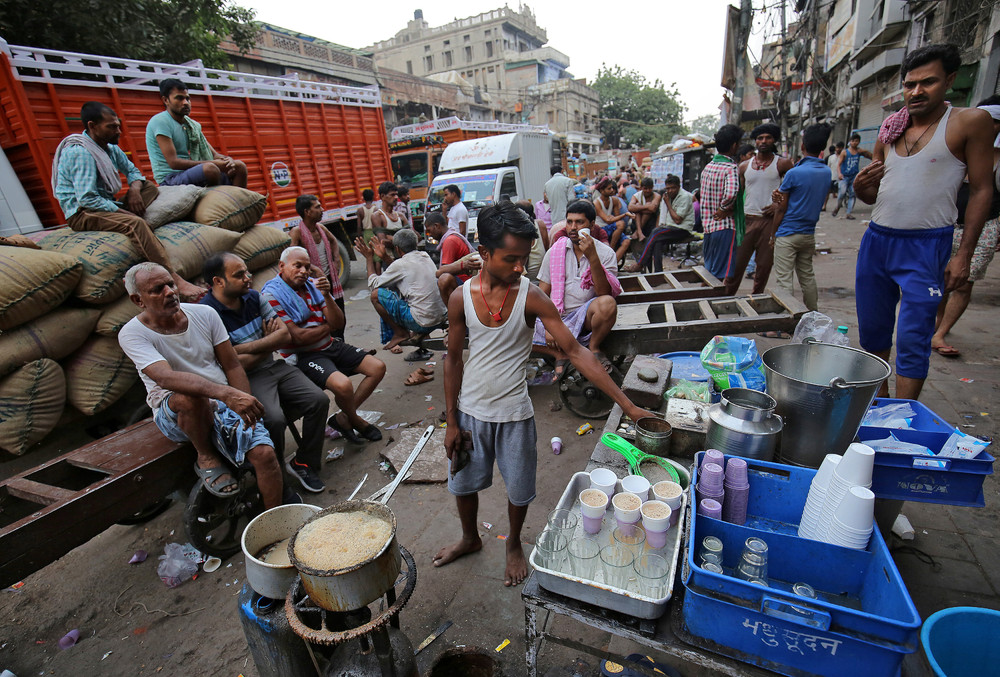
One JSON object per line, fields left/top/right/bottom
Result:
{"left": 337, "top": 239, "right": 351, "bottom": 288}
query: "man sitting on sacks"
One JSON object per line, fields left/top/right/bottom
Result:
{"left": 534, "top": 199, "right": 621, "bottom": 376}
{"left": 53, "top": 101, "right": 205, "bottom": 300}
{"left": 118, "top": 262, "right": 284, "bottom": 507}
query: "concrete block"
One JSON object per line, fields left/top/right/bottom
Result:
{"left": 621, "top": 355, "right": 672, "bottom": 410}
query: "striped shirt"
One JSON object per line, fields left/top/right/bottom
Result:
{"left": 199, "top": 290, "right": 277, "bottom": 373}
{"left": 699, "top": 159, "right": 741, "bottom": 234}
{"left": 262, "top": 281, "right": 333, "bottom": 355}
{"left": 54, "top": 132, "right": 144, "bottom": 219}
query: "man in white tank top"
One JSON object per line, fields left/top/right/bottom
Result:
{"left": 726, "top": 123, "right": 794, "bottom": 295}
{"left": 434, "top": 202, "right": 650, "bottom": 587}
{"left": 853, "top": 44, "right": 995, "bottom": 400}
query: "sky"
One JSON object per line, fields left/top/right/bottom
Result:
{"left": 241, "top": 0, "right": 775, "bottom": 123}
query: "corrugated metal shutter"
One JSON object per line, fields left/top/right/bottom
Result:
{"left": 857, "top": 83, "right": 886, "bottom": 129}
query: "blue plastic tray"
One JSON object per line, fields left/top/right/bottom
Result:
{"left": 858, "top": 398, "right": 994, "bottom": 507}
{"left": 658, "top": 351, "right": 710, "bottom": 382}
{"left": 681, "top": 452, "right": 920, "bottom": 677}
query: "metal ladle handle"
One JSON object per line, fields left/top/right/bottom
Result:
{"left": 377, "top": 425, "right": 435, "bottom": 505}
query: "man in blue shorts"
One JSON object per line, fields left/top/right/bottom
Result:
{"left": 146, "top": 78, "right": 248, "bottom": 187}
{"left": 201, "top": 252, "right": 330, "bottom": 493}
{"left": 832, "top": 133, "right": 872, "bottom": 219}
{"left": 433, "top": 201, "right": 651, "bottom": 587}
{"left": 118, "top": 262, "right": 283, "bottom": 508}
{"left": 853, "top": 43, "right": 995, "bottom": 399}
{"left": 355, "top": 228, "right": 448, "bottom": 359}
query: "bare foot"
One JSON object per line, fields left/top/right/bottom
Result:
{"left": 433, "top": 536, "right": 482, "bottom": 567}
{"left": 504, "top": 541, "right": 528, "bottom": 587}
{"left": 383, "top": 333, "right": 411, "bottom": 352}
{"left": 177, "top": 278, "right": 207, "bottom": 301}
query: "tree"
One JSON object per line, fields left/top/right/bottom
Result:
{"left": 689, "top": 113, "right": 721, "bottom": 138}
{"left": 591, "top": 65, "right": 687, "bottom": 150}
{"left": 0, "top": 0, "right": 259, "bottom": 69}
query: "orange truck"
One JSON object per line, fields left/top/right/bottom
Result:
{"left": 388, "top": 117, "right": 548, "bottom": 226}
{"left": 0, "top": 38, "right": 392, "bottom": 266}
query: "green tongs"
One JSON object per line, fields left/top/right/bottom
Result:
{"left": 600, "top": 433, "right": 687, "bottom": 488}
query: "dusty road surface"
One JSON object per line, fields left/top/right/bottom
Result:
{"left": 2, "top": 206, "right": 998, "bottom": 676}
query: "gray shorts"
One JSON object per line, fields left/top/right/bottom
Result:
{"left": 447, "top": 412, "right": 537, "bottom": 506}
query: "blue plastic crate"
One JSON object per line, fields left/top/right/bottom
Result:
{"left": 857, "top": 398, "right": 994, "bottom": 507}
{"left": 682, "top": 453, "right": 920, "bottom": 677}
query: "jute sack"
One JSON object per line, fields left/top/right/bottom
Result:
{"left": 156, "top": 221, "right": 241, "bottom": 279}
{"left": 38, "top": 229, "right": 141, "bottom": 304}
{"left": 0, "top": 358, "right": 66, "bottom": 455}
{"left": 64, "top": 334, "right": 138, "bottom": 415}
{"left": 96, "top": 295, "right": 140, "bottom": 337}
{"left": 0, "top": 307, "right": 100, "bottom": 378}
{"left": 0, "top": 246, "right": 82, "bottom": 330}
{"left": 192, "top": 186, "right": 267, "bottom": 232}
{"left": 234, "top": 225, "right": 290, "bottom": 271}
{"left": 145, "top": 184, "right": 205, "bottom": 228}
{"left": 250, "top": 262, "right": 280, "bottom": 290}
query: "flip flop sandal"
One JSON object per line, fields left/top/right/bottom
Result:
{"left": 327, "top": 413, "right": 363, "bottom": 444}
{"left": 932, "top": 345, "right": 961, "bottom": 357}
{"left": 404, "top": 369, "right": 435, "bottom": 386}
{"left": 404, "top": 347, "right": 434, "bottom": 362}
{"left": 193, "top": 463, "right": 239, "bottom": 498}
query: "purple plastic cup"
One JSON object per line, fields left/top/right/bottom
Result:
{"left": 725, "top": 457, "right": 749, "bottom": 485}
{"left": 645, "top": 528, "right": 668, "bottom": 549}
{"left": 582, "top": 514, "right": 604, "bottom": 534}
{"left": 700, "top": 463, "right": 725, "bottom": 490}
{"left": 722, "top": 486, "right": 750, "bottom": 525}
{"left": 703, "top": 449, "right": 725, "bottom": 470}
{"left": 698, "top": 498, "right": 722, "bottom": 519}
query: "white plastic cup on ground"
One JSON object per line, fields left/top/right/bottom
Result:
{"left": 579, "top": 488, "right": 609, "bottom": 534}
{"left": 640, "top": 500, "right": 672, "bottom": 549}
{"left": 550, "top": 436, "right": 563, "bottom": 455}
{"left": 590, "top": 468, "right": 618, "bottom": 499}
{"left": 621, "top": 474, "right": 651, "bottom": 500}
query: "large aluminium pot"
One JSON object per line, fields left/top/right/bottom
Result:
{"left": 241, "top": 503, "right": 322, "bottom": 600}
{"left": 762, "top": 340, "right": 890, "bottom": 468}
{"left": 287, "top": 500, "right": 401, "bottom": 612}
{"left": 706, "top": 388, "right": 783, "bottom": 461}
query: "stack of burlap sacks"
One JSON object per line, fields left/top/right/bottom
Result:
{"left": 0, "top": 185, "right": 290, "bottom": 456}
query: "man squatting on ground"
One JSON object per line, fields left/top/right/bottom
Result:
{"left": 200, "top": 253, "right": 330, "bottom": 494}
{"left": 53, "top": 101, "right": 205, "bottom": 301}
{"left": 261, "top": 247, "right": 386, "bottom": 445}
{"left": 434, "top": 202, "right": 652, "bottom": 586}
{"left": 853, "top": 43, "right": 995, "bottom": 400}
{"left": 118, "top": 262, "right": 283, "bottom": 508}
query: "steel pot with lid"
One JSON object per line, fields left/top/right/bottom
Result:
{"left": 706, "top": 388, "right": 783, "bottom": 461}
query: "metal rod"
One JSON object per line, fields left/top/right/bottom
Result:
{"left": 378, "top": 425, "right": 435, "bottom": 505}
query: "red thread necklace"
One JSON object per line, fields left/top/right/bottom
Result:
{"left": 479, "top": 272, "right": 511, "bottom": 322}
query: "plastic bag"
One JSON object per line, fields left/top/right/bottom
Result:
{"left": 699, "top": 336, "right": 767, "bottom": 391}
{"left": 791, "top": 311, "right": 849, "bottom": 346}
{"left": 665, "top": 380, "right": 710, "bottom": 402}
{"left": 862, "top": 402, "right": 916, "bottom": 428}
{"left": 157, "top": 543, "right": 200, "bottom": 588}
{"left": 939, "top": 428, "right": 990, "bottom": 459}
{"left": 866, "top": 433, "right": 933, "bottom": 456}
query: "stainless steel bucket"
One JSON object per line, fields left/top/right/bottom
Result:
{"left": 762, "top": 341, "right": 891, "bottom": 467}
{"left": 706, "top": 388, "right": 783, "bottom": 461}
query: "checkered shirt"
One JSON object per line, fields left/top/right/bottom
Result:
{"left": 699, "top": 159, "right": 740, "bottom": 234}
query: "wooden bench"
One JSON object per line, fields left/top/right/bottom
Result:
{"left": 0, "top": 419, "right": 194, "bottom": 588}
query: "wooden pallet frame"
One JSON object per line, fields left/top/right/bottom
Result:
{"left": 616, "top": 267, "right": 726, "bottom": 305}
{"left": 0, "top": 420, "right": 193, "bottom": 588}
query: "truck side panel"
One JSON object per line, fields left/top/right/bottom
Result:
{"left": 0, "top": 47, "right": 391, "bottom": 229}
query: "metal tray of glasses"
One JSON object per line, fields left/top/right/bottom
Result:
{"left": 528, "top": 471, "right": 688, "bottom": 619}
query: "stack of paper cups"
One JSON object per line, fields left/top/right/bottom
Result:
{"left": 702, "top": 449, "right": 725, "bottom": 470}
{"left": 797, "top": 454, "right": 842, "bottom": 540}
{"left": 827, "top": 486, "right": 875, "bottom": 550}
{"left": 815, "top": 443, "right": 874, "bottom": 541}
{"left": 722, "top": 457, "right": 750, "bottom": 525}
{"left": 697, "top": 462, "right": 725, "bottom": 507}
